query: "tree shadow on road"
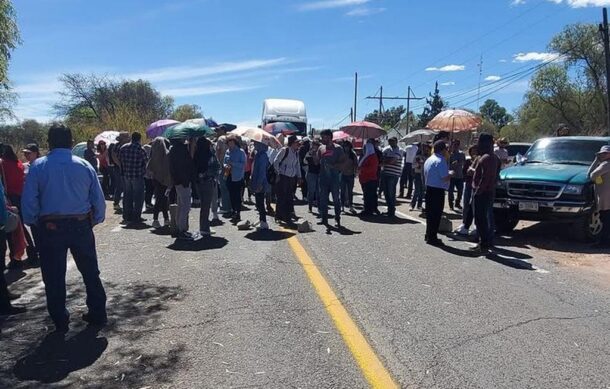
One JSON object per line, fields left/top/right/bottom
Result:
{"left": 13, "top": 327, "right": 108, "bottom": 383}
{"left": 245, "top": 230, "right": 295, "bottom": 241}
{"left": 2, "top": 280, "right": 188, "bottom": 388}
{"left": 167, "top": 236, "right": 228, "bottom": 251}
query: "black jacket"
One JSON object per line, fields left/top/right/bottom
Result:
{"left": 169, "top": 143, "right": 194, "bottom": 187}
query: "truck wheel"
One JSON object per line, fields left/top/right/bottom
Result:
{"left": 574, "top": 211, "right": 603, "bottom": 242}
{"left": 494, "top": 209, "right": 519, "bottom": 234}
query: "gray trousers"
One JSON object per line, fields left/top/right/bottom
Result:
{"left": 175, "top": 185, "right": 192, "bottom": 233}
{"left": 196, "top": 179, "right": 216, "bottom": 233}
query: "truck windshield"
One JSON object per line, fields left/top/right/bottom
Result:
{"left": 526, "top": 138, "right": 608, "bottom": 165}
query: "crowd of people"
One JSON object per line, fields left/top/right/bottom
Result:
{"left": 1, "top": 122, "right": 609, "bottom": 332}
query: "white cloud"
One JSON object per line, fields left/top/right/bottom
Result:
{"left": 299, "top": 0, "right": 370, "bottom": 11}
{"left": 125, "top": 58, "right": 287, "bottom": 83}
{"left": 513, "top": 0, "right": 608, "bottom": 7}
{"left": 425, "top": 64, "right": 465, "bottom": 72}
{"left": 513, "top": 52, "right": 564, "bottom": 63}
{"left": 499, "top": 59, "right": 508, "bottom": 63}
{"left": 440, "top": 81, "right": 456, "bottom": 86}
{"left": 346, "top": 7, "right": 386, "bottom": 16}
{"left": 160, "top": 85, "right": 262, "bottom": 98}
{"left": 485, "top": 75, "right": 502, "bottom": 81}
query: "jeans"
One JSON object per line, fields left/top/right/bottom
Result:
{"left": 276, "top": 175, "right": 297, "bottom": 222}
{"left": 122, "top": 177, "right": 145, "bottom": 222}
{"left": 474, "top": 192, "right": 495, "bottom": 247}
{"left": 255, "top": 192, "right": 267, "bottom": 223}
{"left": 153, "top": 180, "right": 169, "bottom": 221}
{"left": 411, "top": 173, "right": 424, "bottom": 209}
{"left": 38, "top": 218, "right": 106, "bottom": 327}
{"left": 306, "top": 172, "right": 319, "bottom": 207}
{"left": 448, "top": 178, "right": 464, "bottom": 207}
{"left": 382, "top": 174, "right": 399, "bottom": 215}
{"left": 218, "top": 173, "right": 232, "bottom": 214}
{"left": 110, "top": 166, "right": 123, "bottom": 205}
{"left": 341, "top": 174, "right": 355, "bottom": 209}
{"left": 400, "top": 163, "right": 414, "bottom": 197}
{"left": 175, "top": 185, "right": 192, "bottom": 233}
{"left": 462, "top": 183, "right": 474, "bottom": 228}
{"left": 425, "top": 187, "right": 445, "bottom": 241}
{"left": 599, "top": 209, "right": 610, "bottom": 244}
{"left": 100, "top": 166, "right": 110, "bottom": 196}
{"left": 362, "top": 180, "right": 378, "bottom": 214}
{"left": 227, "top": 178, "right": 244, "bottom": 217}
{"left": 319, "top": 176, "right": 341, "bottom": 222}
{"left": 196, "top": 178, "right": 216, "bottom": 233}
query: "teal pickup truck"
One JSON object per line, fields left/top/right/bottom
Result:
{"left": 494, "top": 136, "right": 610, "bottom": 241}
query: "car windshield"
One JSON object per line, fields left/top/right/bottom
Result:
{"left": 526, "top": 138, "right": 608, "bottom": 165}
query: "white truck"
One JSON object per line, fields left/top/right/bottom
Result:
{"left": 262, "top": 98, "right": 307, "bottom": 136}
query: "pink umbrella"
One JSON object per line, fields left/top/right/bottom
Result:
{"left": 231, "top": 127, "right": 282, "bottom": 149}
{"left": 146, "top": 119, "right": 180, "bottom": 139}
{"left": 332, "top": 130, "right": 350, "bottom": 142}
{"left": 264, "top": 122, "right": 298, "bottom": 135}
{"left": 426, "top": 109, "right": 481, "bottom": 133}
{"left": 340, "top": 121, "right": 386, "bottom": 140}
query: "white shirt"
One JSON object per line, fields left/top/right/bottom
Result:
{"left": 403, "top": 144, "right": 418, "bottom": 164}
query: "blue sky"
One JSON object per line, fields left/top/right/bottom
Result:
{"left": 8, "top": 0, "right": 610, "bottom": 129}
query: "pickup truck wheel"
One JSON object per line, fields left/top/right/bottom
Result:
{"left": 494, "top": 209, "right": 519, "bottom": 233}
{"left": 574, "top": 211, "right": 602, "bottom": 242}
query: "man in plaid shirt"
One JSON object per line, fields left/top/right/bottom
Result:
{"left": 119, "top": 132, "right": 148, "bottom": 224}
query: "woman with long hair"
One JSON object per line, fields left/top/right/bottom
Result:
{"left": 97, "top": 141, "right": 110, "bottom": 197}
{"left": 194, "top": 137, "right": 220, "bottom": 236}
{"left": 147, "top": 137, "right": 172, "bottom": 228}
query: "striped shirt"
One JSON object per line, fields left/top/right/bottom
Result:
{"left": 273, "top": 147, "right": 301, "bottom": 178}
{"left": 382, "top": 146, "right": 403, "bottom": 177}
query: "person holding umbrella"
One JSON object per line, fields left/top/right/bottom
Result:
{"left": 588, "top": 145, "right": 610, "bottom": 248}
{"left": 358, "top": 141, "right": 380, "bottom": 217}
{"left": 169, "top": 138, "right": 194, "bottom": 240}
{"left": 193, "top": 137, "right": 220, "bottom": 236}
{"left": 423, "top": 141, "right": 452, "bottom": 246}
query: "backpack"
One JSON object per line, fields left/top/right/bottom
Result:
{"left": 267, "top": 148, "right": 289, "bottom": 184}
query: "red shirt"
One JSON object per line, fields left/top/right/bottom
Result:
{"left": 359, "top": 154, "right": 379, "bottom": 184}
{"left": 0, "top": 159, "right": 25, "bottom": 196}
{"left": 472, "top": 153, "right": 498, "bottom": 194}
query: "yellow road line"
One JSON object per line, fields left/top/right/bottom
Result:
{"left": 286, "top": 235, "right": 398, "bottom": 389}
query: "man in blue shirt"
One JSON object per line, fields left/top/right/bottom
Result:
{"left": 22, "top": 124, "right": 107, "bottom": 332}
{"left": 223, "top": 135, "right": 246, "bottom": 223}
{"left": 423, "top": 140, "right": 452, "bottom": 246}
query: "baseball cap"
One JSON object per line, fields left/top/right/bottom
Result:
{"left": 597, "top": 145, "right": 610, "bottom": 154}
{"left": 23, "top": 143, "right": 39, "bottom": 154}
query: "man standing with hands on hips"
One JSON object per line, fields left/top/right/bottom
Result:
{"left": 22, "top": 124, "right": 107, "bottom": 333}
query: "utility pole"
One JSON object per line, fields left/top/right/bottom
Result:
{"left": 405, "top": 86, "right": 424, "bottom": 134}
{"left": 350, "top": 107, "right": 354, "bottom": 122}
{"left": 600, "top": 8, "right": 610, "bottom": 135}
{"left": 476, "top": 55, "right": 483, "bottom": 109}
{"left": 353, "top": 72, "right": 358, "bottom": 122}
{"left": 366, "top": 86, "right": 422, "bottom": 132}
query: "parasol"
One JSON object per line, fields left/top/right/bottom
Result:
{"left": 340, "top": 121, "right": 386, "bottom": 140}
{"left": 94, "top": 130, "right": 121, "bottom": 145}
{"left": 231, "top": 127, "right": 282, "bottom": 149}
{"left": 264, "top": 122, "right": 298, "bottom": 135}
{"left": 163, "top": 119, "right": 215, "bottom": 139}
{"left": 146, "top": 119, "right": 180, "bottom": 139}
{"left": 426, "top": 109, "right": 482, "bottom": 133}
{"left": 400, "top": 129, "right": 437, "bottom": 143}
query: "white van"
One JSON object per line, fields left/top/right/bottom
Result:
{"left": 262, "top": 99, "right": 307, "bottom": 136}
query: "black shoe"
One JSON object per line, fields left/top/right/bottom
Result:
{"left": 335, "top": 218, "right": 341, "bottom": 228}
{"left": 26, "top": 257, "right": 40, "bottom": 268}
{"left": 426, "top": 238, "right": 444, "bottom": 247}
{"left": 53, "top": 322, "right": 69, "bottom": 334}
{"left": 0, "top": 305, "right": 26, "bottom": 316}
{"left": 7, "top": 291, "right": 21, "bottom": 300}
{"left": 7, "top": 259, "right": 23, "bottom": 270}
{"left": 82, "top": 313, "right": 108, "bottom": 326}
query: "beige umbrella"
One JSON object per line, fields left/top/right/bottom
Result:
{"left": 231, "top": 127, "right": 282, "bottom": 149}
{"left": 426, "top": 109, "right": 482, "bottom": 133}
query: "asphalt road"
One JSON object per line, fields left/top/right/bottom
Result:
{"left": 0, "top": 194, "right": 609, "bottom": 388}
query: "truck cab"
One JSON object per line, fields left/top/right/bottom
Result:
{"left": 262, "top": 99, "right": 307, "bottom": 136}
{"left": 493, "top": 136, "right": 610, "bottom": 241}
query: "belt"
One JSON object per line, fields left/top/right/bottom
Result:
{"left": 39, "top": 214, "right": 90, "bottom": 222}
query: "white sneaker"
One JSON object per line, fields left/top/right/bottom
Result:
{"left": 469, "top": 228, "right": 478, "bottom": 237}
{"left": 257, "top": 221, "right": 269, "bottom": 230}
{"left": 455, "top": 224, "right": 469, "bottom": 235}
{"left": 152, "top": 220, "right": 161, "bottom": 229}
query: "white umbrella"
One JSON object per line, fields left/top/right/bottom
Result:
{"left": 400, "top": 129, "right": 437, "bottom": 143}
{"left": 231, "top": 127, "right": 282, "bottom": 149}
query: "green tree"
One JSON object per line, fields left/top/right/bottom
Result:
{"left": 172, "top": 104, "right": 203, "bottom": 122}
{"left": 364, "top": 105, "right": 406, "bottom": 129}
{"left": 418, "top": 82, "right": 445, "bottom": 128}
{"left": 0, "top": 0, "right": 21, "bottom": 120}
{"left": 479, "top": 99, "right": 513, "bottom": 129}
{"left": 55, "top": 74, "right": 175, "bottom": 140}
